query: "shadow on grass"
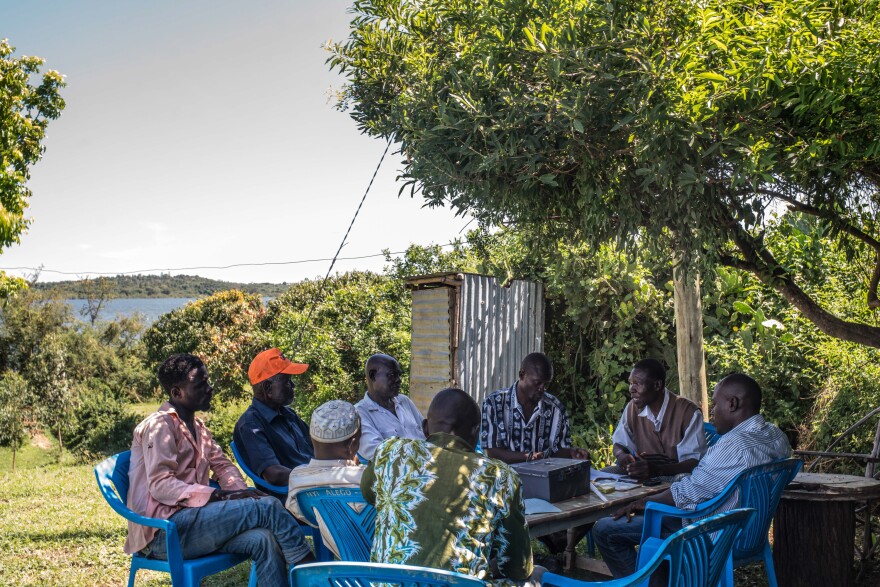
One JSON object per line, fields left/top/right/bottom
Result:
{"left": 3, "top": 527, "right": 123, "bottom": 543}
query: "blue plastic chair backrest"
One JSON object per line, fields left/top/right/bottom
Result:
{"left": 95, "top": 451, "right": 138, "bottom": 520}
{"left": 543, "top": 509, "right": 755, "bottom": 587}
{"left": 230, "top": 440, "right": 288, "bottom": 496}
{"left": 704, "top": 422, "right": 722, "bottom": 447}
{"left": 728, "top": 458, "right": 802, "bottom": 561}
{"left": 296, "top": 486, "right": 376, "bottom": 562}
{"left": 291, "top": 561, "right": 486, "bottom": 587}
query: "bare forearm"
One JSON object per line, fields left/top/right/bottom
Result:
{"left": 261, "top": 465, "right": 292, "bottom": 487}
{"left": 486, "top": 447, "right": 531, "bottom": 464}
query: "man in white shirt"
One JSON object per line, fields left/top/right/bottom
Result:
{"left": 594, "top": 372, "right": 791, "bottom": 578}
{"left": 354, "top": 354, "right": 425, "bottom": 461}
{"left": 610, "top": 359, "right": 707, "bottom": 480}
{"left": 286, "top": 400, "right": 365, "bottom": 558}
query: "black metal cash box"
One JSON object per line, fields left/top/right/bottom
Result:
{"left": 510, "top": 457, "right": 591, "bottom": 502}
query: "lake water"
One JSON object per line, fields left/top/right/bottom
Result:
{"left": 66, "top": 298, "right": 195, "bottom": 324}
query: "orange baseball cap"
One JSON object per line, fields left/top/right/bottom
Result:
{"left": 248, "top": 348, "right": 308, "bottom": 385}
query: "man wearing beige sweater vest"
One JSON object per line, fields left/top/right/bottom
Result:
{"left": 610, "top": 359, "right": 707, "bottom": 480}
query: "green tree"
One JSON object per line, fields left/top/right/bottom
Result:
{"left": 0, "top": 370, "right": 32, "bottom": 470}
{"left": 264, "top": 271, "right": 414, "bottom": 418}
{"left": 143, "top": 290, "right": 269, "bottom": 400}
{"left": 28, "top": 332, "right": 73, "bottom": 457}
{"left": 331, "top": 0, "right": 880, "bottom": 347}
{"left": 0, "top": 40, "right": 65, "bottom": 294}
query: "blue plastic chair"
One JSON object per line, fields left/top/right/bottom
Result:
{"left": 703, "top": 422, "right": 722, "bottom": 447}
{"left": 230, "top": 440, "right": 289, "bottom": 496}
{"left": 637, "top": 458, "right": 803, "bottom": 587}
{"left": 296, "top": 486, "right": 376, "bottom": 562}
{"left": 230, "top": 440, "right": 327, "bottom": 557}
{"left": 94, "top": 451, "right": 257, "bottom": 587}
{"left": 543, "top": 509, "right": 754, "bottom": 587}
{"left": 291, "top": 561, "right": 486, "bottom": 587}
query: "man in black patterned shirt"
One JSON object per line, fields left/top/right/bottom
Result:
{"left": 481, "top": 352, "right": 589, "bottom": 464}
{"left": 481, "top": 352, "right": 590, "bottom": 561}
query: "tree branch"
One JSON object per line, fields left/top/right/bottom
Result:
{"left": 720, "top": 203, "right": 880, "bottom": 348}
{"left": 751, "top": 187, "right": 880, "bottom": 310}
{"left": 755, "top": 187, "right": 880, "bottom": 252}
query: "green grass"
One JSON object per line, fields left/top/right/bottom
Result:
{"left": 130, "top": 401, "right": 162, "bottom": 418}
{"left": 0, "top": 462, "right": 251, "bottom": 586}
{"left": 0, "top": 442, "right": 59, "bottom": 473}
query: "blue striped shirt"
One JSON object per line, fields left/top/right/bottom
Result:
{"left": 670, "top": 414, "right": 790, "bottom": 511}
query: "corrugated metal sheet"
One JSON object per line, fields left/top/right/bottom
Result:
{"left": 408, "top": 273, "right": 544, "bottom": 413}
{"left": 408, "top": 286, "right": 454, "bottom": 415}
{"left": 455, "top": 275, "right": 544, "bottom": 407}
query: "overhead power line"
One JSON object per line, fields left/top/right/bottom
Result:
{"left": 0, "top": 242, "right": 456, "bottom": 278}
{"left": 290, "top": 138, "right": 392, "bottom": 352}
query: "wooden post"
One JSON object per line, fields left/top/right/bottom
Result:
{"left": 673, "top": 264, "right": 709, "bottom": 418}
{"left": 774, "top": 499, "right": 855, "bottom": 587}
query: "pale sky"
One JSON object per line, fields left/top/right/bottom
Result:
{"left": 0, "top": 0, "right": 472, "bottom": 283}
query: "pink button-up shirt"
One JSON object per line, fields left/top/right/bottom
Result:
{"left": 124, "top": 402, "right": 247, "bottom": 554}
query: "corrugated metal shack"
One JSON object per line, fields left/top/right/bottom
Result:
{"left": 406, "top": 272, "right": 545, "bottom": 414}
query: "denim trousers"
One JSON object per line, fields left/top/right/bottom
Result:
{"left": 592, "top": 513, "right": 680, "bottom": 579}
{"left": 147, "top": 496, "right": 311, "bottom": 587}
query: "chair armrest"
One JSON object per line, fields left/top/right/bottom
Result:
{"left": 641, "top": 486, "right": 733, "bottom": 543}
{"left": 100, "top": 495, "right": 174, "bottom": 532}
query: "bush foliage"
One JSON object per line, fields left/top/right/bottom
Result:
{"left": 4, "top": 215, "right": 880, "bottom": 469}
{"left": 0, "top": 290, "right": 150, "bottom": 460}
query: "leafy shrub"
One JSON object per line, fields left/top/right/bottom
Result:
{"left": 0, "top": 370, "right": 32, "bottom": 469}
{"left": 264, "top": 272, "right": 413, "bottom": 421}
{"left": 203, "top": 396, "right": 251, "bottom": 453}
{"left": 64, "top": 383, "right": 140, "bottom": 460}
{"left": 144, "top": 290, "right": 269, "bottom": 400}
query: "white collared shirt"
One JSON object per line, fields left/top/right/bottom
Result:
{"left": 355, "top": 392, "right": 425, "bottom": 460}
{"left": 611, "top": 388, "right": 707, "bottom": 462}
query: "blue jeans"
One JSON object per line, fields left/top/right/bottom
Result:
{"left": 147, "top": 496, "right": 311, "bottom": 587}
{"left": 592, "top": 513, "right": 680, "bottom": 579}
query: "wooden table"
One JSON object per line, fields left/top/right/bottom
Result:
{"left": 526, "top": 484, "right": 668, "bottom": 573}
{"left": 774, "top": 472, "right": 880, "bottom": 587}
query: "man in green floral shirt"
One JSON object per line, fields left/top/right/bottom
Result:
{"left": 361, "top": 388, "right": 542, "bottom": 586}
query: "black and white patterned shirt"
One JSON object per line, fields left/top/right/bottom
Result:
{"left": 480, "top": 382, "right": 572, "bottom": 455}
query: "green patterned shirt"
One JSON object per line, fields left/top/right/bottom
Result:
{"left": 361, "top": 432, "right": 533, "bottom": 584}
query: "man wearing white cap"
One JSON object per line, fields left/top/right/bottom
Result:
{"left": 286, "top": 400, "right": 365, "bottom": 558}
{"left": 234, "top": 348, "right": 314, "bottom": 491}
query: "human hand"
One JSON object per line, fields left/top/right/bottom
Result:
{"left": 617, "top": 452, "right": 636, "bottom": 467}
{"left": 570, "top": 447, "right": 590, "bottom": 460}
{"left": 611, "top": 499, "right": 645, "bottom": 521}
{"left": 626, "top": 457, "right": 652, "bottom": 481}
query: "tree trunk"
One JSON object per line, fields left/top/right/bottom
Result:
{"left": 774, "top": 499, "right": 855, "bottom": 587}
{"left": 12, "top": 447, "right": 16, "bottom": 472}
{"left": 673, "top": 265, "right": 709, "bottom": 418}
{"left": 57, "top": 425, "right": 63, "bottom": 457}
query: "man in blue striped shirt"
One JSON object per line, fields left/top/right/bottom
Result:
{"left": 592, "top": 373, "right": 791, "bottom": 578}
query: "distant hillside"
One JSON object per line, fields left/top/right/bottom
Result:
{"left": 34, "top": 274, "right": 291, "bottom": 298}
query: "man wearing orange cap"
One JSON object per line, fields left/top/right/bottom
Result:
{"left": 233, "top": 348, "right": 314, "bottom": 492}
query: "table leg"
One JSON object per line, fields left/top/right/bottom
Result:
{"left": 774, "top": 499, "right": 855, "bottom": 587}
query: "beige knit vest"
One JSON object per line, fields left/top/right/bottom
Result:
{"left": 625, "top": 392, "right": 699, "bottom": 461}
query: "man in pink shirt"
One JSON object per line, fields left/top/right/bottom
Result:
{"left": 125, "top": 353, "right": 313, "bottom": 587}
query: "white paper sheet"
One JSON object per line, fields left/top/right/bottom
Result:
{"left": 524, "top": 498, "right": 562, "bottom": 514}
